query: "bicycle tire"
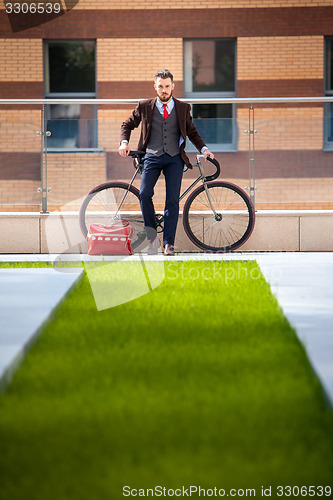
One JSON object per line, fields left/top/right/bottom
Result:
{"left": 79, "top": 182, "right": 147, "bottom": 250}
{"left": 183, "top": 181, "right": 255, "bottom": 252}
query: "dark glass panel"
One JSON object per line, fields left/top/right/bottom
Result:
{"left": 191, "top": 40, "right": 235, "bottom": 93}
{"left": 192, "top": 104, "right": 233, "bottom": 144}
{"left": 327, "top": 39, "right": 333, "bottom": 91}
{"left": 48, "top": 41, "right": 95, "bottom": 93}
{"left": 46, "top": 104, "right": 96, "bottom": 148}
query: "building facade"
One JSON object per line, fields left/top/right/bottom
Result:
{"left": 0, "top": 0, "right": 333, "bottom": 210}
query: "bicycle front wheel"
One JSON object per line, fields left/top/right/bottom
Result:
{"left": 183, "top": 181, "right": 255, "bottom": 252}
{"left": 79, "top": 182, "right": 146, "bottom": 250}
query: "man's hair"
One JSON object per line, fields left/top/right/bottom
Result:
{"left": 154, "top": 69, "right": 174, "bottom": 83}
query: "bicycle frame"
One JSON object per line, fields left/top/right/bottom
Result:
{"left": 114, "top": 163, "right": 142, "bottom": 219}
{"left": 80, "top": 152, "right": 255, "bottom": 252}
{"left": 180, "top": 155, "right": 220, "bottom": 218}
{"left": 117, "top": 154, "right": 220, "bottom": 217}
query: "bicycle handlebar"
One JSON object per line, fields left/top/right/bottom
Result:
{"left": 129, "top": 150, "right": 220, "bottom": 182}
{"left": 202, "top": 156, "right": 221, "bottom": 182}
{"left": 129, "top": 150, "right": 145, "bottom": 158}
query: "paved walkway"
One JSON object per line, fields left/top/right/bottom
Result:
{"left": 0, "top": 253, "right": 332, "bottom": 404}
{"left": 0, "top": 267, "right": 83, "bottom": 391}
{"left": 254, "top": 253, "right": 333, "bottom": 405}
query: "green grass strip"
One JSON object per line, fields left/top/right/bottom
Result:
{"left": 0, "top": 261, "right": 332, "bottom": 500}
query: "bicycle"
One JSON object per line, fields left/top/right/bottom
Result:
{"left": 79, "top": 151, "right": 255, "bottom": 252}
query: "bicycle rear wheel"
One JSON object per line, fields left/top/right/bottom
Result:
{"left": 183, "top": 181, "right": 255, "bottom": 252}
{"left": 79, "top": 182, "right": 146, "bottom": 250}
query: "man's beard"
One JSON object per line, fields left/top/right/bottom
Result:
{"left": 158, "top": 91, "right": 172, "bottom": 102}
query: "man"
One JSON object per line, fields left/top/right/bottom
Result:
{"left": 119, "top": 69, "right": 214, "bottom": 256}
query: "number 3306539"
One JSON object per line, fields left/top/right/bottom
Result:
{"left": 5, "top": 3, "right": 62, "bottom": 14}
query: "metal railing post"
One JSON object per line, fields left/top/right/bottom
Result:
{"left": 36, "top": 105, "right": 51, "bottom": 213}
{"left": 244, "top": 105, "right": 257, "bottom": 209}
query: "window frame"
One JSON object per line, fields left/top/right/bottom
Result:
{"left": 183, "top": 38, "right": 237, "bottom": 153}
{"left": 43, "top": 39, "right": 100, "bottom": 152}
{"left": 324, "top": 36, "right": 333, "bottom": 151}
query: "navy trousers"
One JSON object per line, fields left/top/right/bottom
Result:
{"left": 139, "top": 153, "right": 184, "bottom": 246}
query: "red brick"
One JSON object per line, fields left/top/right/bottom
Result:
{"left": 1, "top": 7, "right": 333, "bottom": 38}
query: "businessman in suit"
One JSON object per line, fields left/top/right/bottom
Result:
{"left": 119, "top": 69, "right": 214, "bottom": 256}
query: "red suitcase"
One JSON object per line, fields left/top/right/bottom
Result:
{"left": 87, "top": 221, "right": 134, "bottom": 255}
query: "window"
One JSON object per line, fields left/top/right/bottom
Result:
{"left": 44, "top": 40, "right": 97, "bottom": 150}
{"left": 325, "top": 37, "right": 333, "bottom": 149}
{"left": 184, "top": 39, "right": 236, "bottom": 151}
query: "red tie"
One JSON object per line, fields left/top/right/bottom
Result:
{"left": 163, "top": 104, "right": 169, "bottom": 119}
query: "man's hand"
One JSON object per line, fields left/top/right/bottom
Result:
{"left": 119, "top": 142, "right": 130, "bottom": 157}
{"left": 204, "top": 149, "right": 215, "bottom": 161}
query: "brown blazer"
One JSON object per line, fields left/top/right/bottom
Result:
{"left": 120, "top": 97, "right": 206, "bottom": 169}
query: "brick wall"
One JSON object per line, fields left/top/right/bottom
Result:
{"left": 1, "top": 7, "right": 332, "bottom": 39}
{"left": 97, "top": 108, "right": 141, "bottom": 151}
{"left": 31, "top": 0, "right": 333, "bottom": 9}
{"left": 0, "top": 153, "right": 106, "bottom": 210}
{"left": 237, "top": 107, "right": 324, "bottom": 151}
{"left": 46, "top": 152, "right": 106, "bottom": 205}
{"left": 238, "top": 36, "right": 323, "bottom": 81}
{"left": 0, "top": 96, "right": 41, "bottom": 209}
{"left": 0, "top": 39, "right": 43, "bottom": 81}
{"left": 1, "top": 2, "right": 332, "bottom": 211}
{"left": 0, "top": 110, "right": 41, "bottom": 152}
{"left": 0, "top": 179, "right": 40, "bottom": 210}
{"left": 97, "top": 39, "right": 183, "bottom": 83}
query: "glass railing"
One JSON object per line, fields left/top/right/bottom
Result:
{"left": 0, "top": 110, "right": 42, "bottom": 211}
{"left": 0, "top": 97, "right": 332, "bottom": 212}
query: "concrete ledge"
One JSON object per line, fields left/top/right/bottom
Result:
{"left": 1, "top": 210, "right": 333, "bottom": 253}
{"left": 0, "top": 213, "right": 40, "bottom": 253}
{"left": 177, "top": 210, "right": 333, "bottom": 252}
